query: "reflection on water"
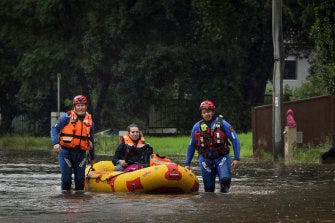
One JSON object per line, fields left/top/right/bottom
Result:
{"left": 0, "top": 150, "right": 334, "bottom": 223}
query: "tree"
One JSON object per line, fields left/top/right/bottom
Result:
{"left": 310, "top": 1, "right": 335, "bottom": 95}
{"left": 3, "top": 0, "right": 330, "bottom": 135}
{"left": 283, "top": 0, "right": 334, "bottom": 96}
{"left": 0, "top": 43, "right": 20, "bottom": 134}
{"left": 184, "top": 0, "right": 274, "bottom": 131}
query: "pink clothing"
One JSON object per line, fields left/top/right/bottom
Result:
{"left": 286, "top": 109, "right": 297, "bottom": 127}
{"left": 124, "top": 164, "right": 143, "bottom": 172}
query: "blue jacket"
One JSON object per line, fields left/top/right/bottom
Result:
{"left": 50, "top": 112, "right": 95, "bottom": 160}
{"left": 184, "top": 116, "right": 240, "bottom": 165}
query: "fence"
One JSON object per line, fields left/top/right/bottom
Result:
{"left": 146, "top": 102, "right": 178, "bottom": 134}
{"left": 252, "top": 95, "right": 335, "bottom": 154}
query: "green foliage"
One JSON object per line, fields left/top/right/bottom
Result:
{"left": 1, "top": 0, "right": 334, "bottom": 136}
{"left": 290, "top": 75, "right": 329, "bottom": 100}
{"left": 145, "top": 136, "right": 189, "bottom": 156}
{"left": 238, "top": 132, "right": 253, "bottom": 158}
{"left": 308, "top": 61, "right": 335, "bottom": 96}
{"left": 293, "top": 144, "right": 326, "bottom": 164}
{"left": 282, "top": 0, "right": 315, "bottom": 56}
{"left": 266, "top": 77, "right": 329, "bottom": 102}
{"left": 94, "top": 135, "right": 119, "bottom": 156}
{"left": 308, "top": 1, "right": 335, "bottom": 96}
{"left": 253, "top": 148, "right": 273, "bottom": 161}
{"left": 0, "top": 135, "right": 51, "bottom": 150}
{"left": 311, "top": 1, "right": 335, "bottom": 62}
{"left": 1, "top": 133, "right": 326, "bottom": 164}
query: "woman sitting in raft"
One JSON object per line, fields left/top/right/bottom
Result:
{"left": 112, "top": 123, "right": 153, "bottom": 172}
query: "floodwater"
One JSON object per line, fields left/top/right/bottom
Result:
{"left": 0, "top": 150, "right": 334, "bottom": 223}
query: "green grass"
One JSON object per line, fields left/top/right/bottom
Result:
{"left": 145, "top": 136, "right": 190, "bottom": 155}
{"left": 94, "top": 132, "right": 253, "bottom": 157}
{"left": 0, "top": 134, "right": 51, "bottom": 151}
{"left": 237, "top": 132, "right": 253, "bottom": 158}
{"left": 147, "top": 132, "right": 254, "bottom": 157}
{"left": 293, "top": 144, "right": 325, "bottom": 164}
{"left": 94, "top": 135, "right": 119, "bottom": 156}
{"left": 0, "top": 132, "right": 329, "bottom": 164}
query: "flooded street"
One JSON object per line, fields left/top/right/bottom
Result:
{"left": 0, "top": 150, "right": 334, "bottom": 223}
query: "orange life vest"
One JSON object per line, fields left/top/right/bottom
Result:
{"left": 59, "top": 110, "right": 93, "bottom": 151}
{"left": 120, "top": 134, "right": 152, "bottom": 165}
{"left": 150, "top": 154, "right": 172, "bottom": 166}
{"left": 120, "top": 134, "right": 146, "bottom": 148}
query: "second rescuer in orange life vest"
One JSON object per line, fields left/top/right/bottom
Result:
{"left": 50, "top": 95, "right": 95, "bottom": 190}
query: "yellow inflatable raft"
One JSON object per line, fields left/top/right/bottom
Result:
{"left": 85, "top": 161, "right": 199, "bottom": 194}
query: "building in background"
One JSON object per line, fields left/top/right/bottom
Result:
{"left": 283, "top": 55, "right": 310, "bottom": 88}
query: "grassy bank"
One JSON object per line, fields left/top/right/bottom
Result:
{"left": 0, "top": 132, "right": 327, "bottom": 164}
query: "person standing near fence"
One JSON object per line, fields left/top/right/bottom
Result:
{"left": 184, "top": 100, "right": 240, "bottom": 193}
{"left": 50, "top": 95, "right": 95, "bottom": 190}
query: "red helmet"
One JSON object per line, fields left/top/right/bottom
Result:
{"left": 199, "top": 100, "right": 215, "bottom": 110}
{"left": 73, "top": 95, "right": 88, "bottom": 105}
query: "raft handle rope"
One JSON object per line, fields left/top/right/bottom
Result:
{"left": 86, "top": 165, "right": 95, "bottom": 179}
{"left": 92, "top": 171, "right": 129, "bottom": 183}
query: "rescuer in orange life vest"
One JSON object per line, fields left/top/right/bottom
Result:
{"left": 50, "top": 95, "right": 95, "bottom": 190}
{"left": 112, "top": 123, "right": 153, "bottom": 172}
{"left": 184, "top": 100, "right": 240, "bottom": 193}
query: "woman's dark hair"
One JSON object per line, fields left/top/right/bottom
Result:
{"left": 127, "top": 123, "right": 139, "bottom": 132}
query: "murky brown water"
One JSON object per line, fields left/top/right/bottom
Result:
{"left": 0, "top": 150, "right": 334, "bottom": 223}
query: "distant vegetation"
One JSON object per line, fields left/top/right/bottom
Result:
{"left": 1, "top": 1, "right": 334, "bottom": 136}
{"left": 0, "top": 133, "right": 328, "bottom": 164}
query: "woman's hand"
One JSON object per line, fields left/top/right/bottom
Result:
{"left": 118, "top": 160, "right": 127, "bottom": 167}
{"left": 232, "top": 160, "right": 240, "bottom": 169}
{"left": 53, "top": 144, "right": 61, "bottom": 154}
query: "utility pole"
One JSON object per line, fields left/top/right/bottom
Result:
{"left": 57, "top": 73, "right": 61, "bottom": 118}
{"left": 272, "top": 0, "right": 284, "bottom": 161}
